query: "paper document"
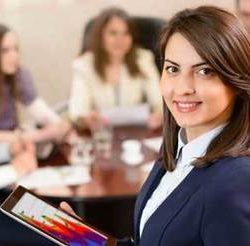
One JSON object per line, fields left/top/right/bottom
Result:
{"left": 100, "top": 104, "right": 150, "bottom": 126}
{"left": 17, "top": 165, "right": 91, "bottom": 189}
{"left": 143, "top": 136, "right": 162, "bottom": 152}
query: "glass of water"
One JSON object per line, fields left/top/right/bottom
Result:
{"left": 93, "top": 125, "right": 113, "bottom": 159}
{"left": 69, "top": 136, "right": 94, "bottom": 166}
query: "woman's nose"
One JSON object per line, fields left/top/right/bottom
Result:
{"left": 174, "top": 74, "right": 195, "bottom": 95}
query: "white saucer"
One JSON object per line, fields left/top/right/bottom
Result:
{"left": 121, "top": 152, "right": 144, "bottom": 166}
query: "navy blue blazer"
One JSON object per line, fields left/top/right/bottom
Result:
{"left": 129, "top": 156, "right": 250, "bottom": 246}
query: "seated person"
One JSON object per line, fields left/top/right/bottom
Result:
{"left": 69, "top": 7, "right": 162, "bottom": 130}
{"left": 0, "top": 24, "right": 71, "bottom": 144}
{"left": 0, "top": 139, "right": 37, "bottom": 189}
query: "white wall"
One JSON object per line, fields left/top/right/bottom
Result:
{"left": 0, "top": 0, "right": 235, "bottom": 105}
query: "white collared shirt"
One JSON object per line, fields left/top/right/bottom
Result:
{"left": 139, "top": 125, "right": 225, "bottom": 237}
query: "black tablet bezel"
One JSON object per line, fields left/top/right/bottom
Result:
{"left": 1, "top": 186, "right": 117, "bottom": 246}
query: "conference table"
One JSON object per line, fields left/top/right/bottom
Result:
{"left": 35, "top": 125, "right": 161, "bottom": 238}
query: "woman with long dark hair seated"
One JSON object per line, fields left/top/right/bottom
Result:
{"left": 0, "top": 24, "right": 70, "bottom": 146}
{"left": 69, "top": 8, "right": 162, "bottom": 130}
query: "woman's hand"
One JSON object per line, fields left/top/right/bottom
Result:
{"left": 22, "top": 120, "right": 72, "bottom": 144}
{"left": 60, "top": 201, "right": 82, "bottom": 220}
{"left": 75, "top": 112, "right": 108, "bottom": 132}
{"left": 11, "top": 139, "right": 37, "bottom": 177}
{"left": 10, "top": 131, "right": 33, "bottom": 157}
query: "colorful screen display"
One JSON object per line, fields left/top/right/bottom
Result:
{"left": 11, "top": 192, "right": 107, "bottom": 246}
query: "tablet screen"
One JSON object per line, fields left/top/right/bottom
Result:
{"left": 11, "top": 192, "right": 107, "bottom": 246}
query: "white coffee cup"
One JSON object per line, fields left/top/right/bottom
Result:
{"left": 121, "top": 139, "right": 144, "bottom": 165}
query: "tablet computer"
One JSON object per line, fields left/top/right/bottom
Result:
{"left": 0, "top": 186, "right": 117, "bottom": 246}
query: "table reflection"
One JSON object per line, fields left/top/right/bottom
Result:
{"left": 35, "top": 126, "right": 161, "bottom": 199}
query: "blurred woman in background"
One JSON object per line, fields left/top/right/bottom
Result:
{"left": 0, "top": 24, "right": 70, "bottom": 147}
{"left": 69, "top": 7, "right": 162, "bottom": 130}
{"left": 0, "top": 24, "right": 70, "bottom": 244}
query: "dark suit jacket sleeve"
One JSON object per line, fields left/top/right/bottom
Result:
{"left": 201, "top": 162, "right": 250, "bottom": 245}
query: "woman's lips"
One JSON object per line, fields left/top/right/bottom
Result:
{"left": 174, "top": 101, "right": 202, "bottom": 113}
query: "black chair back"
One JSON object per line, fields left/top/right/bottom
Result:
{"left": 132, "top": 16, "right": 166, "bottom": 71}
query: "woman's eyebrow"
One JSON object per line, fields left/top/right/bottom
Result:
{"left": 192, "top": 62, "right": 207, "bottom": 68}
{"left": 164, "top": 59, "right": 179, "bottom": 66}
{"left": 165, "top": 59, "right": 208, "bottom": 68}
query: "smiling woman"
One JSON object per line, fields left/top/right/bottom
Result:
{"left": 161, "top": 33, "right": 235, "bottom": 141}
{"left": 135, "top": 6, "right": 250, "bottom": 246}
{"left": 160, "top": 7, "right": 250, "bottom": 171}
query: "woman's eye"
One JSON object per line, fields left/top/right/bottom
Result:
{"left": 108, "top": 30, "right": 118, "bottom": 36}
{"left": 165, "top": 65, "right": 179, "bottom": 74}
{"left": 198, "top": 67, "right": 215, "bottom": 76}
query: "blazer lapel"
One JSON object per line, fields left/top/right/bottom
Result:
{"left": 134, "top": 157, "right": 165, "bottom": 244}
{"left": 138, "top": 166, "right": 208, "bottom": 246}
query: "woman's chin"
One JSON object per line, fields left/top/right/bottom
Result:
{"left": 175, "top": 118, "right": 198, "bottom": 129}
{"left": 3, "top": 68, "right": 17, "bottom": 75}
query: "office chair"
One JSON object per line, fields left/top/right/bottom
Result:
{"left": 130, "top": 16, "right": 166, "bottom": 71}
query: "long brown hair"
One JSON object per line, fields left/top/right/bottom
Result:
{"left": 160, "top": 6, "right": 250, "bottom": 171}
{"left": 84, "top": 7, "right": 144, "bottom": 81}
{"left": 0, "top": 24, "right": 20, "bottom": 125}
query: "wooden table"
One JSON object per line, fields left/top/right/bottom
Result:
{"left": 36, "top": 126, "right": 159, "bottom": 200}
{"left": 36, "top": 126, "right": 161, "bottom": 238}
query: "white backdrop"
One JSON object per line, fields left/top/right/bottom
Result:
{"left": 0, "top": 0, "right": 235, "bottom": 105}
